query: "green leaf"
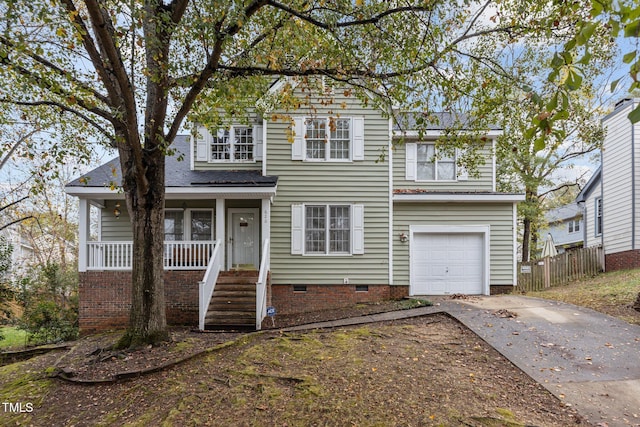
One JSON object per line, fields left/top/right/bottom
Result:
{"left": 611, "top": 78, "right": 621, "bottom": 92}
{"left": 524, "top": 127, "right": 537, "bottom": 140}
{"left": 578, "top": 50, "right": 593, "bottom": 65}
{"left": 629, "top": 105, "right": 640, "bottom": 124}
{"left": 551, "top": 53, "right": 564, "bottom": 67}
{"left": 623, "top": 50, "right": 637, "bottom": 64}
{"left": 534, "top": 136, "right": 546, "bottom": 152}
{"left": 591, "top": 2, "right": 604, "bottom": 17}
{"left": 565, "top": 69, "right": 583, "bottom": 90}
{"left": 564, "top": 38, "right": 576, "bottom": 51}
{"left": 624, "top": 19, "right": 640, "bottom": 37}
{"left": 552, "top": 110, "right": 570, "bottom": 121}
{"left": 546, "top": 93, "right": 558, "bottom": 111}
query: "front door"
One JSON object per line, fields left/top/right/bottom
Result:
{"left": 228, "top": 209, "right": 259, "bottom": 270}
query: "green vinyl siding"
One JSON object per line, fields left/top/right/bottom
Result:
{"left": 393, "top": 202, "right": 515, "bottom": 287}
{"left": 100, "top": 199, "right": 217, "bottom": 241}
{"left": 267, "top": 89, "right": 390, "bottom": 285}
{"left": 393, "top": 141, "right": 495, "bottom": 191}
{"left": 100, "top": 200, "right": 132, "bottom": 241}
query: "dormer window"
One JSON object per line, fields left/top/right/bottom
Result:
{"left": 193, "top": 124, "right": 263, "bottom": 164}
{"left": 211, "top": 126, "right": 254, "bottom": 162}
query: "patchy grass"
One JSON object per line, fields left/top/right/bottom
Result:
{"left": 526, "top": 268, "right": 640, "bottom": 325}
{"left": 0, "top": 359, "right": 54, "bottom": 424}
{"left": 30, "top": 315, "right": 584, "bottom": 426}
{"left": 0, "top": 326, "right": 29, "bottom": 350}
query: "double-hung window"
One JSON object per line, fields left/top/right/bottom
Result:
{"left": 416, "top": 143, "right": 456, "bottom": 180}
{"left": 305, "top": 205, "right": 351, "bottom": 254}
{"left": 211, "top": 126, "right": 254, "bottom": 162}
{"left": 291, "top": 117, "right": 364, "bottom": 161}
{"left": 595, "top": 197, "right": 603, "bottom": 236}
{"left": 291, "top": 204, "right": 365, "bottom": 255}
{"left": 305, "top": 118, "right": 351, "bottom": 161}
{"left": 164, "top": 209, "right": 213, "bottom": 241}
{"left": 568, "top": 219, "right": 580, "bottom": 233}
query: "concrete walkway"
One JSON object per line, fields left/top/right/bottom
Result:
{"left": 282, "top": 296, "right": 640, "bottom": 427}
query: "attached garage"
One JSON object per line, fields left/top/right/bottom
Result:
{"left": 409, "top": 225, "right": 490, "bottom": 296}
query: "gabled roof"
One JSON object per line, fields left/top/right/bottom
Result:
{"left": 576, "top": 166, "right": 601, "bottom": 203}
{"left": 393, "top": 111, "right": 501, "bottom": 132}
{"left": 66, "top": 135, "right": 278, "bottom": 197}
{"left": 545, "top": 202, "right": 582, "bottom": 223}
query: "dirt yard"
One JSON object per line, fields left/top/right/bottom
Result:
{"left": 0, "top": 302, "right": 587, "bottom": 426}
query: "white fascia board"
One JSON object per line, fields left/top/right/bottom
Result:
{"left": 393, "top": 193, "right": 524, "bottom": 202}
{"left": 65, "top": 187, "right": 123, "bottom": 199}
{"left": 392, "top": 130, "right": 502, "bottom": 139}
{"left": 66, "top": 185, "right": 277, "bottom": 200}
{"left": 166, "top": 186, "right": 277, "bottom": 199}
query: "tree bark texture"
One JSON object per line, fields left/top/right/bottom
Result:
{"left": 118, "top": 144, "right": 169, "bottom": 348}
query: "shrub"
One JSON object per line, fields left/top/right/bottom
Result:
{"left": 19, "top": 263, "right": 78, "bottom": 344}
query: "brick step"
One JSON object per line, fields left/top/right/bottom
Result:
{"left": 216, "top": 276, "right": 257, "bottom": 285}
{"left": 205, "top": 312, "right": 255, "bottom": 327}
{"left": 209, "top": 300, "right": 255, "bottom": 310}
{"left": 214, "top": 283, "right": 256, "bottom": 291}
{"left": 212, "top": 290, "right": 256, "bottom": 299}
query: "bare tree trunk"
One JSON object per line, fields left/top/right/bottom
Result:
{"left": 117, "top": 146, "right": 168, "bottom": 348}
{"left": 522, "top": 217, "right": 531, "bottom": 262}
{"left": 530, "top": 223, "right": 539, "bottom": 260}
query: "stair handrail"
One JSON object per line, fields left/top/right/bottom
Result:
{"left": 199, "top": 239, "right": 223, "bottom": 330}
{"left": 256, "top": 238, "right": 270, "bottom": 330}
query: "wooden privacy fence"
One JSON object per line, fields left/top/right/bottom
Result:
{"left": 517, "top": 246, "right": 604, "bottom": 292}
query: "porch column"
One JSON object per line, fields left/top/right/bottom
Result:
{"left": 78, "top": 198, "right": 90, "bottom": 272}
{"left": 261, "top": 198, "right": 271, "bottom": 245}
{"left": 216, "top": 198, "right": 225, "bottom": 268}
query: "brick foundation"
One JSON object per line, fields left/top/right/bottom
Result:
{"left": 270, "top": 284, "right": 399, "bottom": 315}
{"left": 605, "top": 250, "right": 640, "bottom": 272}
{"left": 79, "top": 270, "right": 203, "bottom": 334}
{"left": 490, "top": 285, "right": 516, "bottom": 295}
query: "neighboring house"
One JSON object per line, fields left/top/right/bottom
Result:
{"left": 65, "top": 80, "right": 523, "bottom": 333}
{"left": 576, "top": 166, "right": 602, "bottom": 250}
{"left": 0, "top": 224, "right": 35, "bottom": 280}
{"left": 542, "top": 203, "right": 584, "bottom": 253}
{"left": 577, "top": 98, "right": 640, "bottom": 271}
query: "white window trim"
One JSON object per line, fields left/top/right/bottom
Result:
{"left": 303, "top": 117, "right": 352, "bottom": 162}
{"left": 209, "top": 126, "right": 259, "bottom": 164}
{"left": 595, "top": 197, "right": 603, "bottom": 237}
{"left": 291, "top": 203, "right": 365, "bottom": 256}
{"left": 406, "top": 142, "right": 462, "bottom": 182}
{"left": 164, "top": 208, "right": 215, "bottom": 240}
{"left": 291, "top": 116, "right": 364, "bottom": 162}
{"left": 415, "top": 143, "right": 457, "bottom": 182}
{"left": 568, "top": 219, "right": 581, "bottom": 234}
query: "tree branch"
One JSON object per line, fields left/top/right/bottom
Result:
{"left": 0, "top": 215, "right": 35, "bottom": 232}
{"left": 0, "top": 35, "right": 110, "bottom": 106}
{"left": 166, "top": 0, "right": 270, "bottom": 143}
{"left": 0, "top": 99, "right": 114, "bottom": 142}
{"left": 266, "top": 1, "right": 433, "bottom": 29}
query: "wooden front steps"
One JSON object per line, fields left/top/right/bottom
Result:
{"left": 204, "top": 271, "right": 257, "bottom": 330}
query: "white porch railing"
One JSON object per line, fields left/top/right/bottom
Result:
{"left": 199, "top": 239, "right": 223, "bottom": 331}
{"left": 86, "top": 240, "right": 217, "bottom": 270}
{"left": 255, "top": 238, "right": 270, "bottom": 330}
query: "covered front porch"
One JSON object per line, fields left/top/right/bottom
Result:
{"left": 70, "top": 179, "right": 277, "bottom": 332}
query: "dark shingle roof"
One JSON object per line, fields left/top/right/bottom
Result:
{"left": 393, "top": 111, "right": 501, "bottom": 132}
{"left": 66, "top": 135, "right": 278, "bottom": 189}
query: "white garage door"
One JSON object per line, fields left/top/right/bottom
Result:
{"left": 411, "top": 233, "right": 485, "bottom": 295}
